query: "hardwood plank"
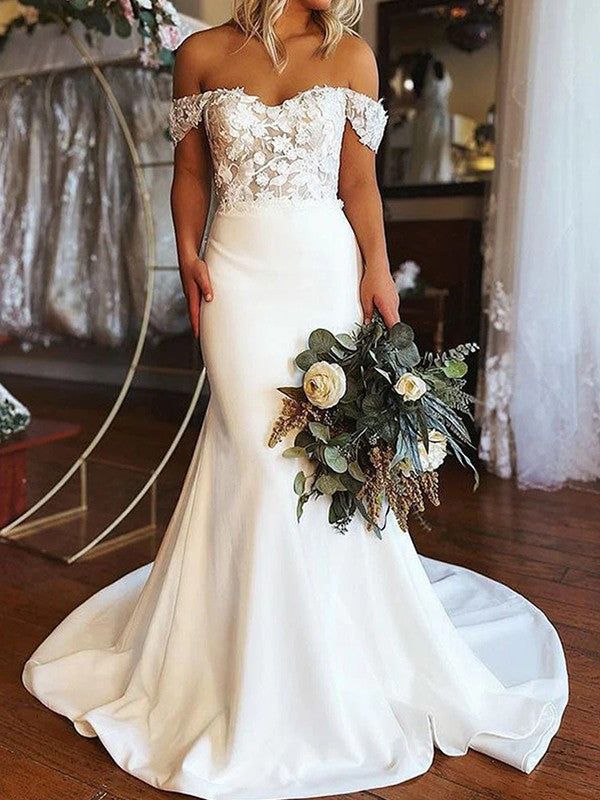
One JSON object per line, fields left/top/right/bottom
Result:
{"left": 555, "top": 704, "right": 600, "bottom": 751}
{"left": 366, "top": 769, "right": 486, "bottom": 799}
{"left": 562, "top": 567, "right": 600, "bottom": 592}
{"left": 427, "top": 522, "right": 600, "bottom": 575}
{"left": 0, "top": 743, "right": 101, "bottom": 800}
{"left": 559, "top": 623, "right": 600, "bottom": 659}
{"left": 428, "top": 750, "right": 598, "bottom": 800}
{"left": 415, "top": 535, "right": 567, "bottom": 583}
{"left": 536, "top": 738, "right": 600, "bottom": 791}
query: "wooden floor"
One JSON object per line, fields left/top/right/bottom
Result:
{"left": 0, "top": 376, "right": 598, "bottom": 800}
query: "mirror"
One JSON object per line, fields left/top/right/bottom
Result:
{"left": 378, "top": 0, "right": 502, "bottom": 196}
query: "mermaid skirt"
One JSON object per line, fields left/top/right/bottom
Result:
{"left": 22, "top": 201, "right": 568, "bottom": 799}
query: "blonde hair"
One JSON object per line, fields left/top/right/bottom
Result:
{"left": 232, "top": 0, "right": 362, "bottom": 72}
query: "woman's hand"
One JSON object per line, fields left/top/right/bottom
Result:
{"left": 360, "top": 265, "right": 400, "bottom": 328}
{"left": 179, "top": 256, "right": 213, "bottom": 339}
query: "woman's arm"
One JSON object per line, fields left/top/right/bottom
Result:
{"left": 338, "top": 39, "right": 400, "bottom": 328}
{"left": 170, "top": 35, "right": 213, "bottom": 339}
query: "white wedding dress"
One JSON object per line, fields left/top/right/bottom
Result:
{"left": 22, "top": 85, "right": 568, "bottom": 800}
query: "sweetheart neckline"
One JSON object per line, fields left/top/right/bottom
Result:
{"left": 178, "top": 84, "right": 382, "bottom": 111}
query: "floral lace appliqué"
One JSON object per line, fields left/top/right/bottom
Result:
{"left": 344, "top": 89, "right": 387, "bottom": 151}
{"left": 169, "top": 86, "right": 387, "bottom": 214}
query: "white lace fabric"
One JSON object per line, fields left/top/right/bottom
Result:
{"left": 169, "top": 86, "right": 387, "bottom": 214}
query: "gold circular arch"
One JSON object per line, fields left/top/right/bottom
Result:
{"left": 1, "top": 26, "right": 206, "bottom": 563}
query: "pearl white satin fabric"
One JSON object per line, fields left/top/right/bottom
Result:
{"left": 22, "top": 86, "right": 568, "bottom": 797}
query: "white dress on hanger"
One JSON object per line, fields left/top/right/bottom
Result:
{"left": 22, "top": 85, "right": 568, "bottom": 800}
{"left": 408, "top": 66, "right": 454, "bottom": 184}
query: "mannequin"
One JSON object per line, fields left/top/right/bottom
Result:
{"left": 407, "top": 52, "right": 453, "bottom": 184}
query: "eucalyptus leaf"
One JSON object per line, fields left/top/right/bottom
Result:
{"left": 335, "top": 333, "right": 357, "bottom": 351}
{"left": 339, "top": 471, "right": 362, "bottom": 495}
{"left": 328, "top": 494, "right": 345, "bottom": 524}
{"left": 348, "top": 460, "right": 366, "bottom": 482}
{"left": 296, "top": 494, "right": 308, "bottom": 521}
{"left": 442, "top": 359, "right": 469, "bottom": 379}
{"left": 293, "top": 471, "right": 306, "bottom": 495}
{"left": 308, "top": 328, "right": 337, "bottom": 353}
{"left": 295, "top": 430, "right": 313, "bottom": 448}
{"left": 329, "top": 432, "right": 352, "bottom": 447}
{"left": 158, "top": 49, "right": 175, "bottom": 69}
{"left": 86, "top": 10, "right": 111, "bottom": 34}
{"left": 283, "top": 446, "right": 305, "bottom": 459}
{"left": 324, "top": 447, "right": 348, "bottom": 473}
{"left": 295, "top": 349, "right": 319, "bottom": 371}
{"left": 331, "top": 345, "right": 347, "bottom": 360}
{"left": 397, "top": 342, "right": 421, "bottom": 368}
{"left": 138, "top": 10, "right": 156, "bottom": 29}
{"left": 308, "top": 421, "right": 330, "bottom": 442}
{"left": 362, "top": 394, "right": 384, "bottom": 413}
{"left": 114, "top": 15, "right": 132, "bottom": 37}
{"left": 316, "top": 473, "right": 344, "bottom": 494}
{"left": 390, "top": 322, "right": 415, "bottom": 349}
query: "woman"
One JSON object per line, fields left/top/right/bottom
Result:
{"left": 22, "top": 2, "right": 568, "bottom": 798}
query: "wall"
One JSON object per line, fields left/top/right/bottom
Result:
{"left": 361, "top": 0, "right": 378, "bottom": 48}
{"left": 197, "top": 0, "right": 231, "bottom": 25}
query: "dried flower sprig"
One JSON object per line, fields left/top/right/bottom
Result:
{"left": 269, "top": 313, "right": 478, "bottom": 537}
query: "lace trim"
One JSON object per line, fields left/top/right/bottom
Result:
{"left": 344, "top": 89, "right": 388, "bottom": 152}
{"left": 168, "top": 92, "right": 209, "bottom": 144}
{"left": 169, "top": 86, "right": 387, "bottom": 152}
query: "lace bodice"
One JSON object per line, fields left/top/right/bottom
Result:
{"left": 169, "top": 86, "right": 387, "bottom": 213}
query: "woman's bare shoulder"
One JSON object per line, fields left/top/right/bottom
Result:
{"left": 334, "top": 34, "right": 379, "bottom": 97}
{"left": 173, "top": 23, "right": 242, "bottom": 94}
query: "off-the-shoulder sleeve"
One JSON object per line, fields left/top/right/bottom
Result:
{"left": 169, "top": 93, "right": 209, "bottom": 145}
{"left": 344, "top": 89, "right": 388, "bottom": 152}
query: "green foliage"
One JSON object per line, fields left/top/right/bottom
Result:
{"left": 295, "top": 349, "right": 319, "bottom": 371}
{"left": 308, "top": 328, "right": 338, "bottom": 353}
{"left": 308, "top": 421, "right": 329, "bottom": 442}
{"left": 0, "top": 0, "right": 179, "bottom": 72}
{"left": 293, "top": 471, "right": 306, "bottom": 496}
{"left": 277, "top": 311, "right": 479, "bottom": 534}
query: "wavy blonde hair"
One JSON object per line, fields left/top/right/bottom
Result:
{"left": 232, "top": 0, "right": 362, "bottom": 72}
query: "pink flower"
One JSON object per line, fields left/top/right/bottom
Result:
{"left": 139, "top": 41, "right": 161, "bottom": 69}
{"left": 118, "top": 0, "right": 135, "bottom": 22}
{"left": 158, "top": 23, "right": 180, "bottom": 50}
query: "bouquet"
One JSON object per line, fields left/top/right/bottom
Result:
{"left": 269, "top": 313, "right": 479, "bottom": 537}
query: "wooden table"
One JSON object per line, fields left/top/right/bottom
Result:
{"left": 0, "top": 418, "right": 82, "bottom": 527}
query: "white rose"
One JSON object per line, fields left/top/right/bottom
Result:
{"left": 303, "top": 362, "right": 346, "bottom": 409}
{"left": 394, "top": 372, "right": 427, "bottom": 401}
{"left": 400, "top": 430, "right": 448, "bottom": 475}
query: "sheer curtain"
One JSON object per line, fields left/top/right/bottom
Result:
{"left": 479, "top": 0, "right": 600, "bottom": 488}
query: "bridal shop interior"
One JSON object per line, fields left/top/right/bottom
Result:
{"left": 0, "top": 1, "right": 598, "bottom": 799}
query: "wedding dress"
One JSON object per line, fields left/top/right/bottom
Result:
{"left": 22, "top": 85, "right": 568, "bottom": 799}
{"left": 407, "top": 63, "right": 454, "bottom": 185}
